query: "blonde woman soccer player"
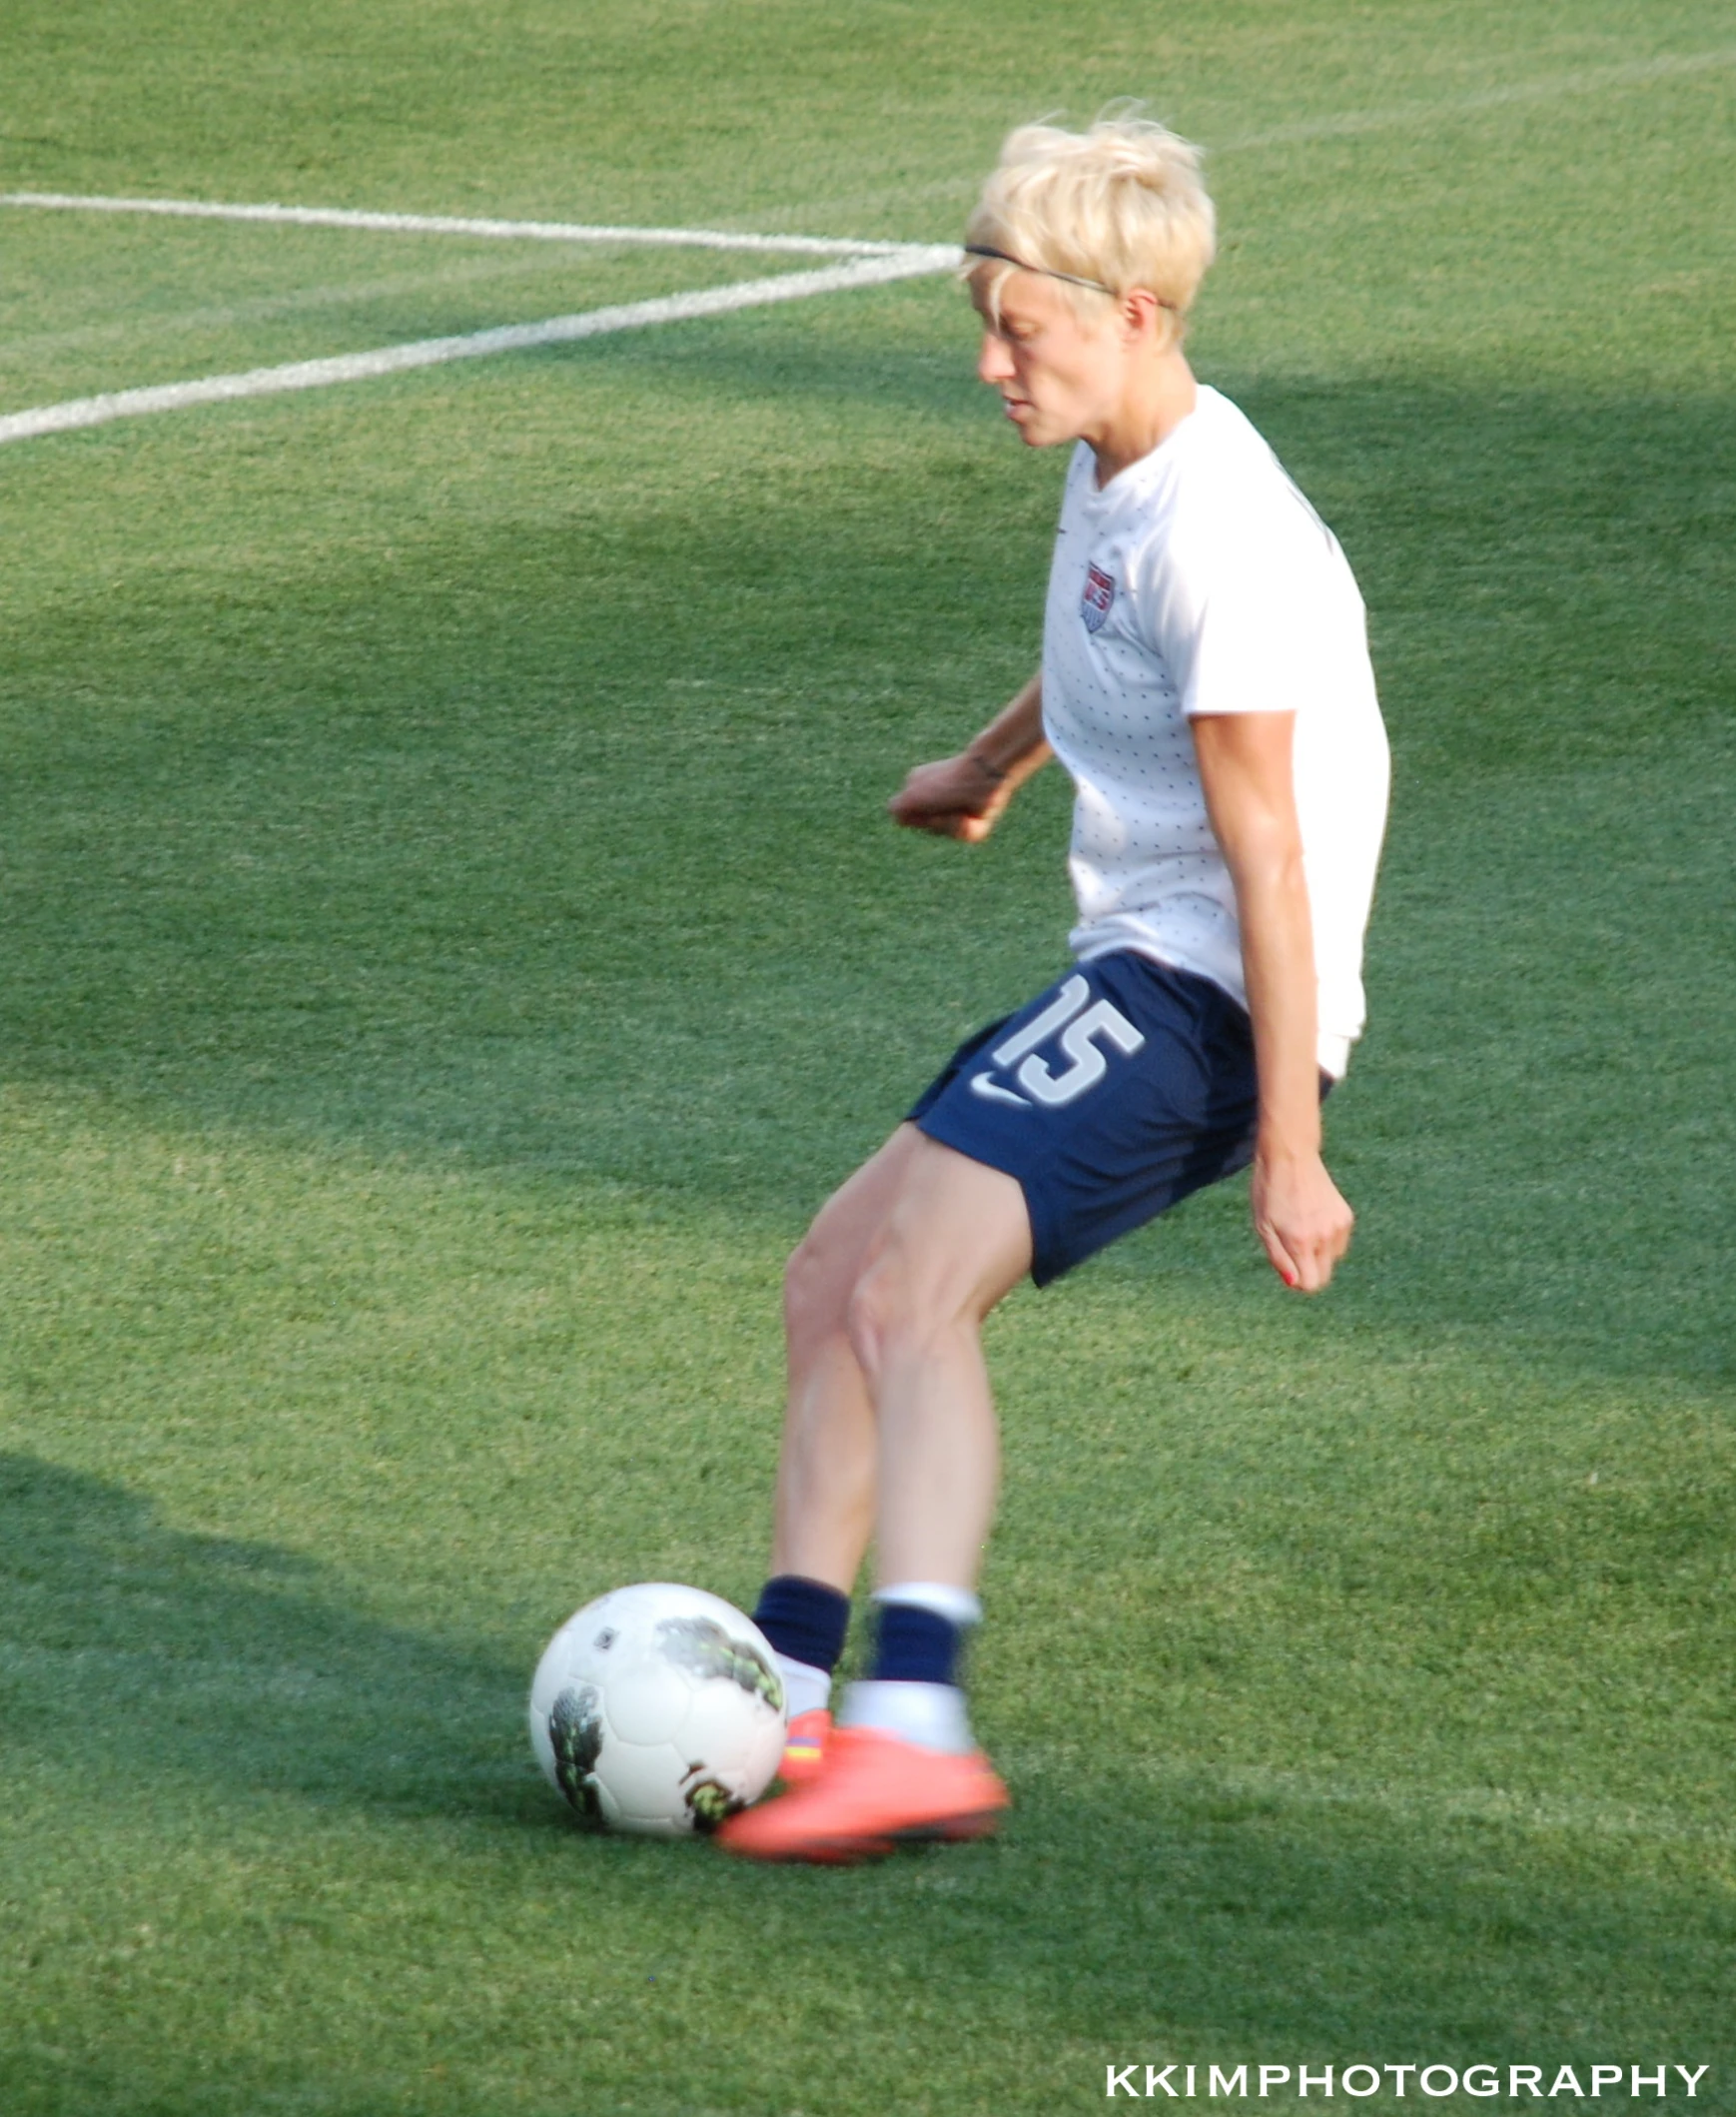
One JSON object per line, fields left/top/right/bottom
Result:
{"left": 718, "top": 116, "right": 1389, "bottom": 1861}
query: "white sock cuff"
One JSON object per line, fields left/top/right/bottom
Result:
{"left": 841, "top": 1678, "right": 974, "bottom": 1755}
{"left": 773, "top": 1654, "right": 833, "bottom": 1722}
{"left": 872, "top": 1581, "right": 983, "bottom": 1627}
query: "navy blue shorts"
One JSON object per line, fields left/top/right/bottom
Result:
{"left": 910, "top": 952, "right": 1271, "bottom": 1287}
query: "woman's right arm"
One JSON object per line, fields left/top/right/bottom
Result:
{"left": 886, "top": 671, "right": 1051, "bottom": 842}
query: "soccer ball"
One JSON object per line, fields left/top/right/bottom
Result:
{"left": 528, "top": 1583, "right": 787, "bottom": 1836}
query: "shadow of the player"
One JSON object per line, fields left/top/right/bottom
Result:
{"left": 0, "top": 1450, "right": 546, "bottom": 1825}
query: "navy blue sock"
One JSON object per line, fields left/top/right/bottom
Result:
{"left": 752, "top": 1575, "right": 850, "bottom": 1674}
{"left": 870, "top": 1600, "right": 965, "bottom": 1687}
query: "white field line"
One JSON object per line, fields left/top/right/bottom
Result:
{"left": 9, "top": 41, "right": 1723, "bottom": 448}
{"left": 0, "top": 247, "right": 961, "bottom": 448}
{"left": 7, "top": 43, "right": 1729, "bottom": 257}
{"left": 0, "top": 191, "right": 920, "bottom": 258}
{"left": 9, "top": 44, "right": 1731, "bottom": 241}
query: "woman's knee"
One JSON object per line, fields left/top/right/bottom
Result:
{"left": 784, "top": 1230, "right": 830, "bottom": 1338}
{"left": 843, "top": 1245, "right": 938, "bottom": 1382}
{"left": 783, "top": 1144, "right": 912, "bottom": 1347}
{"left": 783, "top": 1209, "right": 867, "bottom": 1354}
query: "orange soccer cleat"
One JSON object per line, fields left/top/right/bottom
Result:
{"left": 718, "top": 1725, "right": 1009, "bottom": 1863}
{"left": 776, "top": 1706, "right": 832, "bottom": 1787}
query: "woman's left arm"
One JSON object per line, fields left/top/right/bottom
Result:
{"left": 1191, "top": 709, "right": 1354, "bottom": 1294}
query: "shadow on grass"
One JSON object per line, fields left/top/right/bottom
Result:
{"left": 3, "top": 1455, "right": 1732, "bottom": 2113}
{"left": 0, "top": 1451, "right": 541, "bottom": 1824}
{"left": 2, "top": 373, "right": 1732, "bottom": 1398}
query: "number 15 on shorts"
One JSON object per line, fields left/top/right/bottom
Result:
{"left": 969, "top": 974, "right": 1146, "bottom": 1110}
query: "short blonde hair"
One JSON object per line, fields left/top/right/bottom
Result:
{"left": 965, "top": 114, "right": 1216, "bottom": 338}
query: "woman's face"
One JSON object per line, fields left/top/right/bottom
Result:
{"left": 971, "top": 266, "right": 1129, "bottom": 452}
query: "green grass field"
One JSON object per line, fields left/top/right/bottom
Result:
{"left": 2, "top": 4, "right": 1733, "bottom": 2112}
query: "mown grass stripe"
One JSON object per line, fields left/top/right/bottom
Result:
{"left": 1219, "top": 44, "right": 1736, "bottom": 150}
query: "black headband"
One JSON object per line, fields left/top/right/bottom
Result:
{"left": 963, "top": 244, "right": 1177, "bottom": 310}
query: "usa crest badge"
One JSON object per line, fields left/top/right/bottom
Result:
{"left": 1081, "top": 561, "right": 1116, "bottom": 634}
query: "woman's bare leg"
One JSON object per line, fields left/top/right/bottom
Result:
{"left": 769, "top": 1126, "right": 1033, "bottom": 1596}
{"left": 720, "top": 1133, "right": 1033, "bottom": 1856}
{"left": 769, "top": 1125, "right": 925, "bottom": 1591}
{"left": 843, "top": 1137, "right": 1032, "bottom": 1589}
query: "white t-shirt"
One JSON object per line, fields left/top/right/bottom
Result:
{"left": 1041, "top": 384, "right": 1390, "bottom": 1077}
